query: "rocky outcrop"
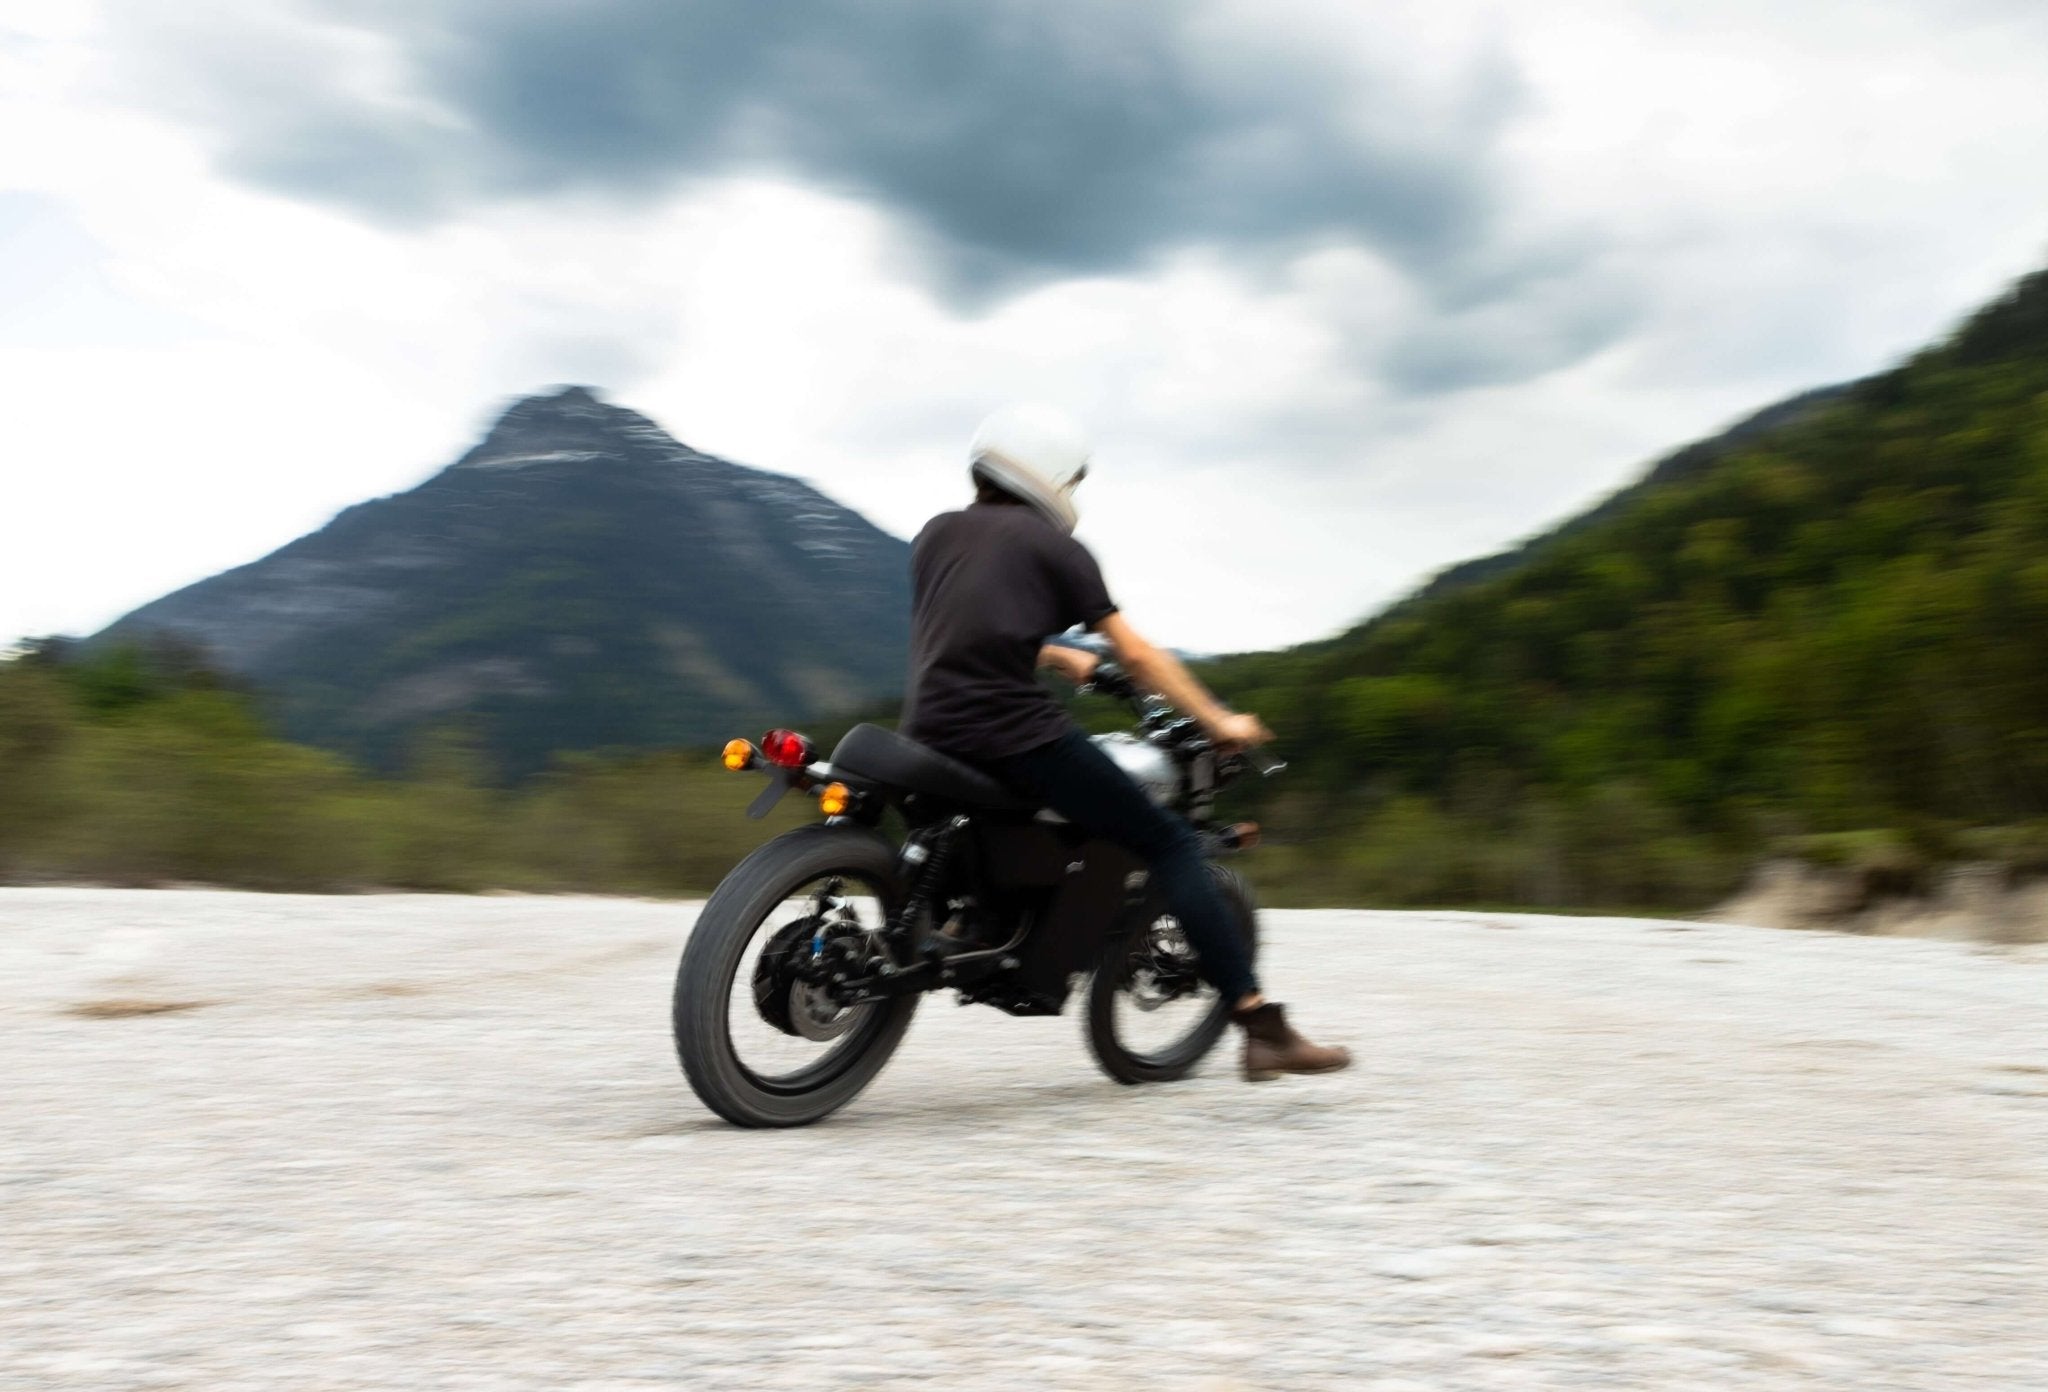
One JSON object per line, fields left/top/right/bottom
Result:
{"left": 1713, "top": 858, "right": 2048, "bottom": 944}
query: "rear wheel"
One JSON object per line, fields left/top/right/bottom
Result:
{"left": 674, "top": 825, "right": 918, "bottom": 1127}
{"left": 1084, "top": 863, "right": 1259, "bottom": 1085}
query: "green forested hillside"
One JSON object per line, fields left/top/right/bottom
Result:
{"left": 1206, "top": 268, "right": 2048, "bottom": 907}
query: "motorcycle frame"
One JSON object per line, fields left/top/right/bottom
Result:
{"left": 800, "top": 804, "right": 1152, "bottom": 1017}
{"left": 738, "top": 664, "right": 1272, "bottom": 1018}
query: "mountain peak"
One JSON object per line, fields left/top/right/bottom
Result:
{"left": 95, "top": 388, "right": 913, "bottom": 771}
{"left": 458, "top": 384, "right": 700, "bottom": 471}
{"left": 505, "top": 383, "right": 609, "bottom": 419}
{"left": 489, "top": 383, "right": 624, "bottom": 432}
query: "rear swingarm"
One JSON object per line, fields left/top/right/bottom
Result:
{"left": 819, "top": 924, "right": 1030, "bottom": 1006}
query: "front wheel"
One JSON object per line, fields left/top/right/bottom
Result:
{"left": 674, "top": 825, "right": 918, "bottom": 1127}
{"left": 1084, "top": 863, "right": 1260, "bottom": 1085}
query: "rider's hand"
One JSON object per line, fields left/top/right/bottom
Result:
{"left": 1040, "top": 644, "right": 1100, "bottom": 686}
{"left": 1207, "top": 712, "right": 1273, "bottom": 748}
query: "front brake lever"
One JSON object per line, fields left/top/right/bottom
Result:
{"left": 1246, "top": 747, "right": 1288, "bottom": 777}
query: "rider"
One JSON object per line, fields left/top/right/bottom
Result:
{"left": 901, "top": 403, "right": 1350, "bottom": 1082}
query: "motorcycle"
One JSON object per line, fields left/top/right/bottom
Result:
{"left": 671, "top": 662, "right": 1282, "bottom": 1127}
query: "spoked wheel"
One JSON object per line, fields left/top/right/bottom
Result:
{"left": 674, "top": 826, "right": 919, "bottom": 1127}
{"left": 1085, "top": 863, "right": 1259, "bottom": 1085}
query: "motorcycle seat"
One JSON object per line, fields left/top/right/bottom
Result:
{"left": 827, "top": 724, "right": 1036, "bottom": 813}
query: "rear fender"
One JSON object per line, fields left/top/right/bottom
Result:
{"left": 746, "top": 767, "right": 801, "bottom": 819}
{"left": 718, "top": 823, "right": 902, "bottom": 900}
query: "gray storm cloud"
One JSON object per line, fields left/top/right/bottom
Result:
{"left": 113, "top": 0, "right": 1636, "bottom": 390}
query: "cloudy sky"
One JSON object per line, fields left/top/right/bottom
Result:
{"left": 5, "top": 0, "right": 2047, "bottom": 654}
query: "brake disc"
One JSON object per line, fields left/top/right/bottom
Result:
{"left": 751, "top": 919, "right": 816, "bottom": 1036}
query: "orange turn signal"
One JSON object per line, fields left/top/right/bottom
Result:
{"left": 722, "top": 739, "right": 757, "bottom": 772}
{"left": 818, "top": 782, "right": 852, "bottom": 816}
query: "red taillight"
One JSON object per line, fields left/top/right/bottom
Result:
{"left": 760, "top": 728, "right": 814, "bottom": 769}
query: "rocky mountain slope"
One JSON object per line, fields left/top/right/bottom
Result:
{"left": 97, "top": 387, "right": 910, "bottom": 772}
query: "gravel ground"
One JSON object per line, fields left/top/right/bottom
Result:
{"left": 3, "top": 887, "right": 2046, "bottom": 1391}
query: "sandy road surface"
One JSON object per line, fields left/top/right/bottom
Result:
{"left": 3, "top": 888, "right": 2046, "bottom": 1391}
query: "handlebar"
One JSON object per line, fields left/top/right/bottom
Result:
{"left": 1085, "top": 661, "right": 1287, "bottom": 777}
{"left": 1081, "top": 660, "right": 1142, "bottom": 702}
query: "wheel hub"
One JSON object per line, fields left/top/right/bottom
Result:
{"left": 1126, "top": 915, "right": 1201, "bottom": 1010}
{"left": 787, "top": 979, "right": 858, "bottom": 1040}
{"left": 752, "top": 912, "right": 875, "bottom": 1039}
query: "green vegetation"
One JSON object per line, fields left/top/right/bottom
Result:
{"left": 9, "top": 269, "right": 2048, "bottom": 910}
{"left": 1202, "top": 268, "right": 2048, "bottom": 909}
{"left": 0, "top": 641, "right": 811, "bottom": 894}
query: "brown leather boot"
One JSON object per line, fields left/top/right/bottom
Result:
{"left": 1233, "top": 1003, "right": 1351, "bottom": 1082}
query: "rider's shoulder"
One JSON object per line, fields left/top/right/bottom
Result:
{"left": 914, "top": 508, "right": 971, "bottom": 544}
{"left": 921, "top": 503, "right": 1088, "bottom": 561}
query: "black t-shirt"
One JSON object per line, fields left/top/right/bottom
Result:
{"left": 901, "top": 501, "right": 1118, "bottom": 761}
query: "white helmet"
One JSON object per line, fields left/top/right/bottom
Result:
{"left": 967, "top": 402, "right": 1093, "bottom": 534}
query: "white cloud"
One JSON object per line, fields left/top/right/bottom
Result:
{"left": 2, "top": 0, "right": 2047, "bottom": 659}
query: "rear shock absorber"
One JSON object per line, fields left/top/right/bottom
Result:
{"left": 890, "top": 815, "right": 968, "bottom": 954}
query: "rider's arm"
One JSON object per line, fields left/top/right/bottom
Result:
{"left": 1091, "top": 613, "right": 1272, "bottom": 746}
{"left": 1036, "top": 643, "right": 1099, "bottom": 685}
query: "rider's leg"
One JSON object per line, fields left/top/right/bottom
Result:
{"left": 988, "top": 728, "right": 1350, "bottom": 1081}
{"left": 984, "top": 729, "right": 1260, "bottom": 1003}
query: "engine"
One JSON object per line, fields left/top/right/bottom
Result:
{"left": 1091, "top": 732, "right": 1182, "bottom": 808}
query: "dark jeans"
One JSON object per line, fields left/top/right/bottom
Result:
{"left": 983, "top": 729, "right": 1261, "bottom": 1002}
